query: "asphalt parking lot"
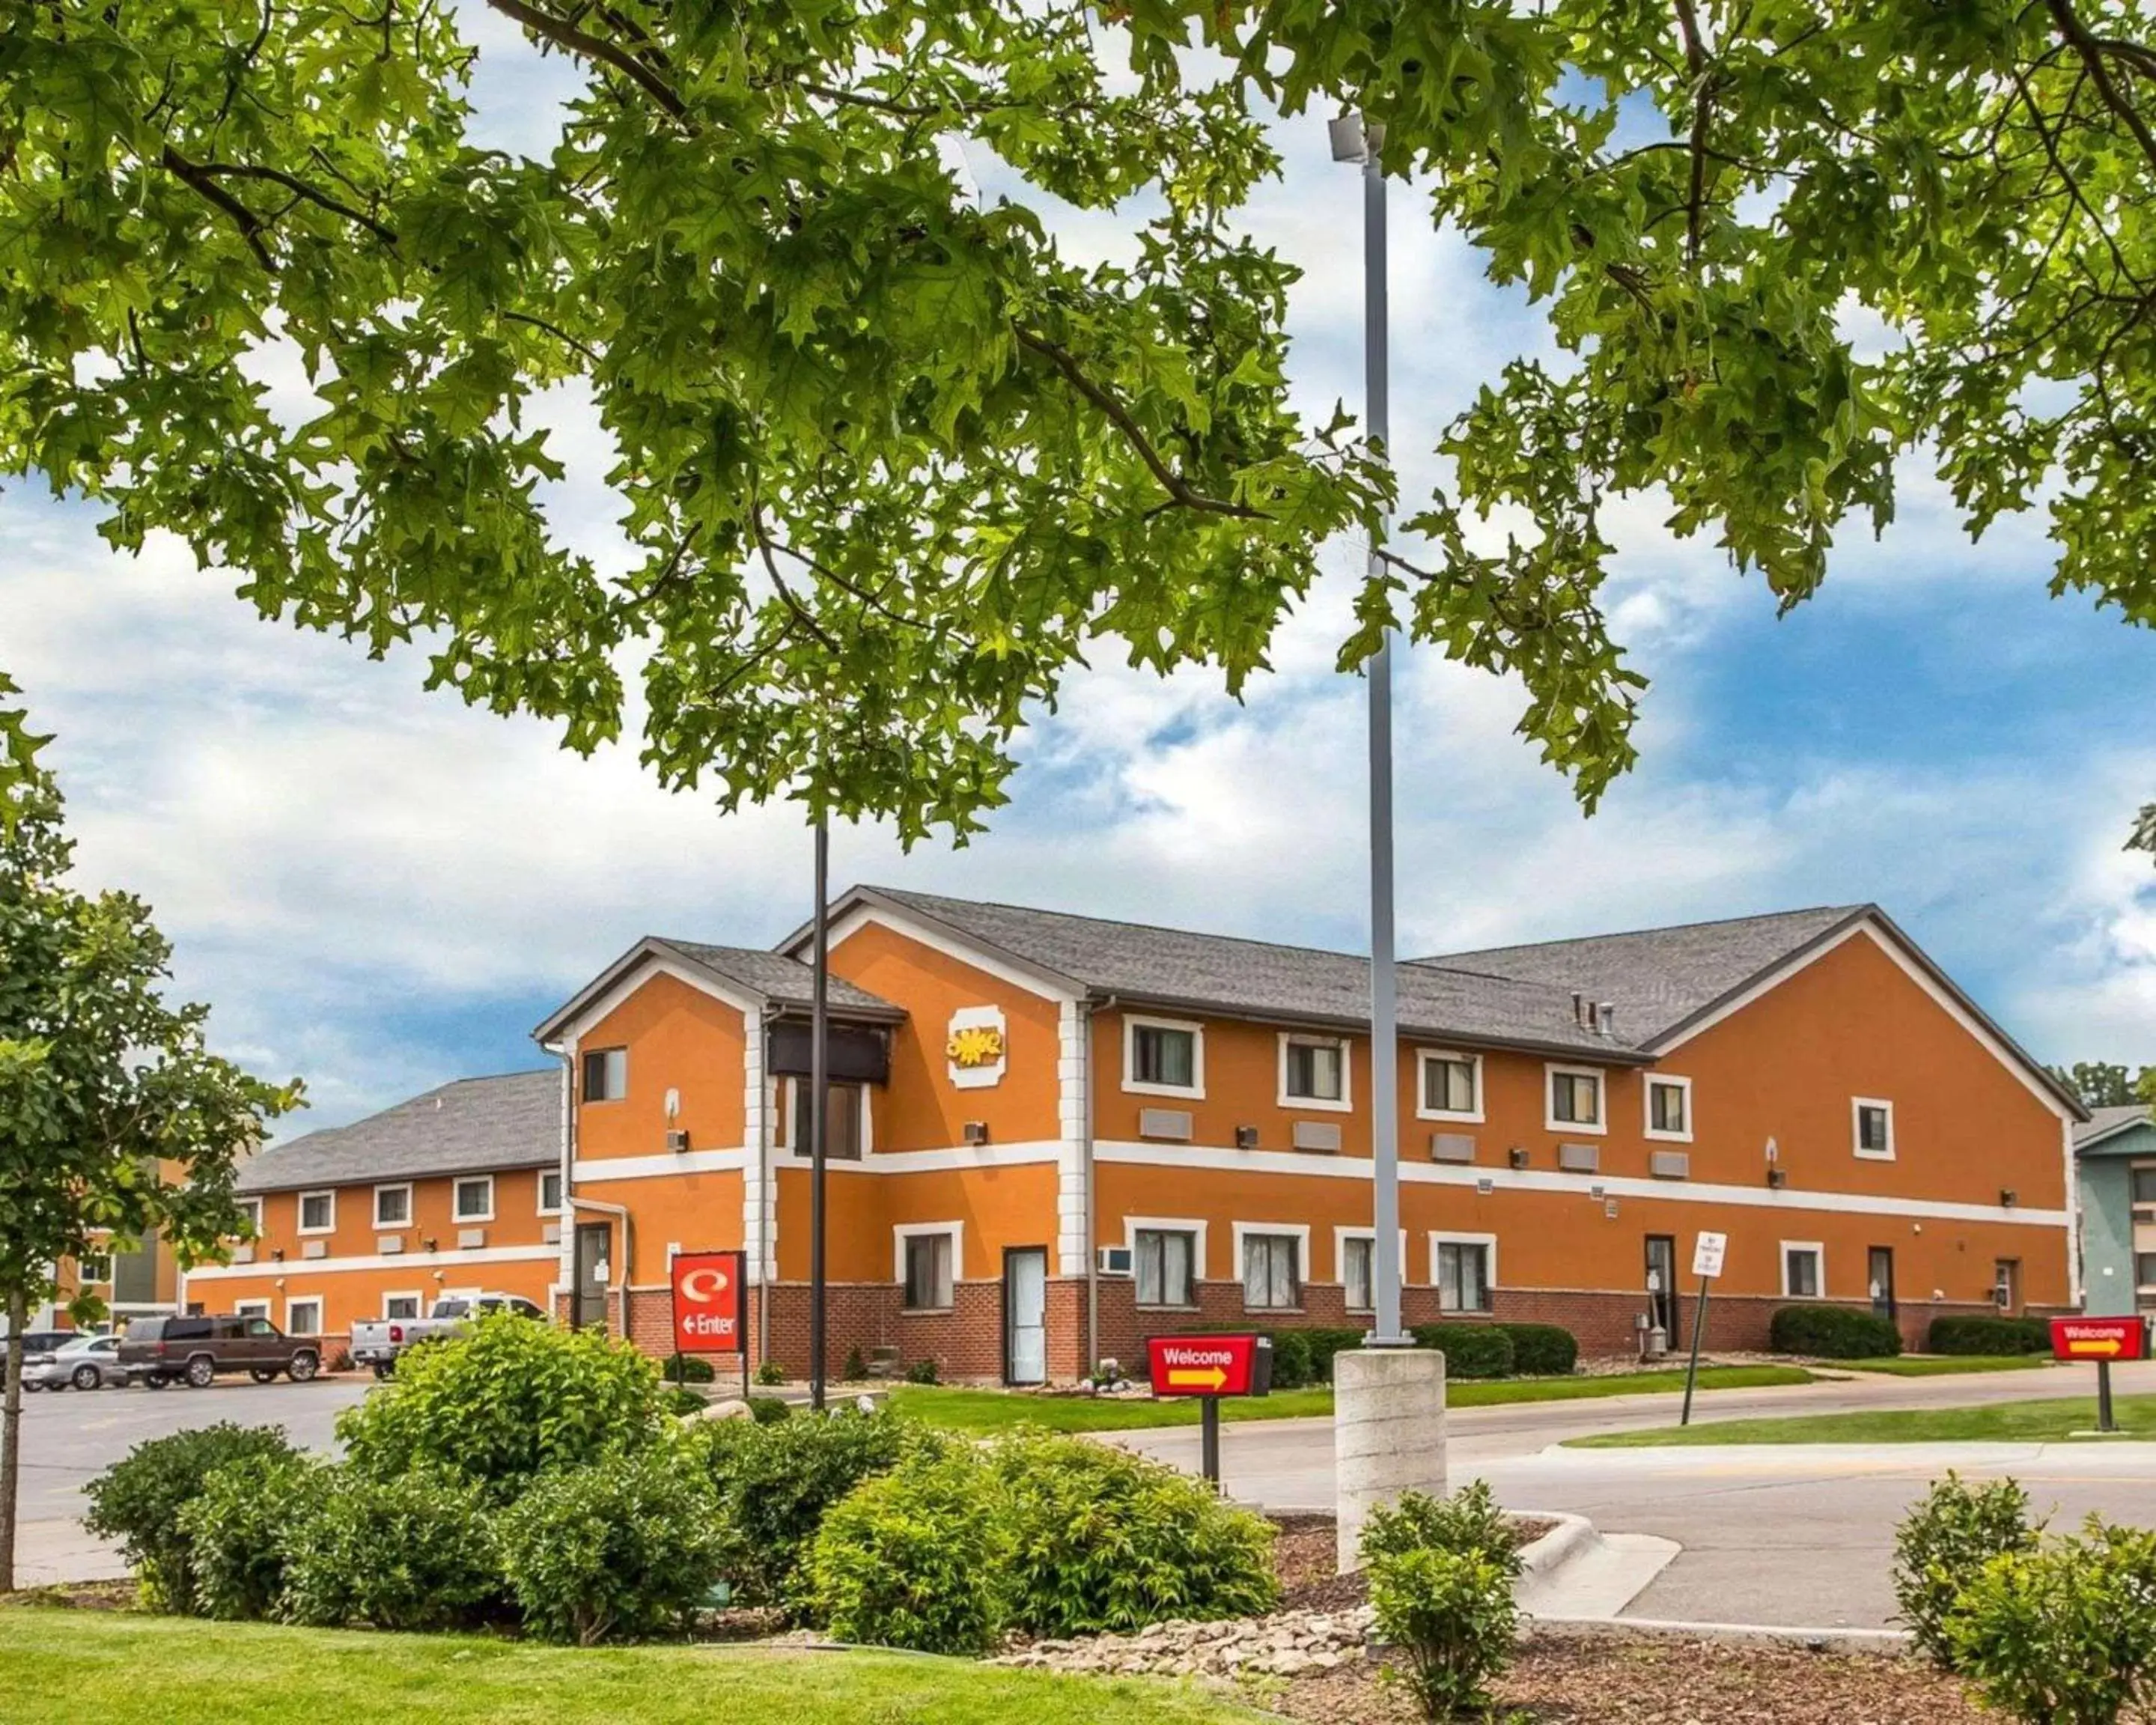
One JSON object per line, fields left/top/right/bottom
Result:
{"left": 10, "top": 1372, "right": 374, "bottom": 1586}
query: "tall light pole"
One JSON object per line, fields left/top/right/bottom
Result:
{"left": 808, "top": 816, "right": 830, "bottom": 1410}
{"left": 1330, "top": 110, "right": 1407, "bottom": 1347}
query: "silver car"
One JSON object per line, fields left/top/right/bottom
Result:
{"left": 23, "top": 1332, "right": 127, "bottom": 1392}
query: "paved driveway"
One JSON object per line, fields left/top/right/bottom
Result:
{"left": 9, "top": 1375, "right": 374, "bottom": 1587}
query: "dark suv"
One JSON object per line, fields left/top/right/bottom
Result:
{"left": 118, "top": 1314, "right": 321, "bottom": 1387}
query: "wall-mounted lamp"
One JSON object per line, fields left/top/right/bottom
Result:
{"left": 1234, "top": 1125, "right": 1260, "bottom": 1149}
{"left": 665, "top": 1087, "right": 681, "bottom": 1122}
{"left": 270, "top": 1247, "right": 285, "bottom": 1262}
{"left": 963, "top": 1121, "right": 990, "bottom": 1146}
{"left": 422, "top": 1237, "right": 438, "bottom": 1253}
{"left": 1508, "top": 1146, "right": 1529, "bottom": 1169}
{"left": 1766, "top": 1169, "right": 1788, "bottom": 1190}
{"left": 1764, "top": 1136, "right": 1779, "bottom": 1163}
{"left": 1999, "top": 1188, "right": 2018, "bottom": 1208}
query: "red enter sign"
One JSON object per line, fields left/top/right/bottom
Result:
{"left": 671, "top": 1250, "right": 746, "bottom": 1355}
{"left": 1147, "top": 1334, "right": 1271, "bottom": 1399}
{"left": 2050, "top": 1317, "right": 2149, "bottom": 1363}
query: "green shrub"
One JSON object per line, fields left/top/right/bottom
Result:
{"left": 1368, "top": 1545, "right": 1519, "bottom": 1721}
{"left": 804, "top": 1447, "right": 1010, "bottom": 1654}
{"left": 660, "top": 1385, "right": 706, "bottom": 1418}
{"left": 497, "top": 1448, "right": 728, "bottom": 1644}
{"left": 755, "top": 1359, "right": 785, "bottom": 1386}
{"left": 747, "top": 1395, "right": 791, "bottom": 1425}
{"left": 336, "top": 1312, "right": 665, "bottom": 1500}
{"left": 1408, "top": 1323, "right": 1515, "bottom": 1381}
{"left": 904, "top": 1357, "right": 940, "bottom": 1384}
{"left": 1501, "top": 1323, "right": 1578, "bottom": 1378}
{"left": 842, "top": 1347, "right": 868, "bottom": 1381}
{"left": 662, "top": 1354, "right": 716, "bottom": 1384}
{"left": 279, "top": 1468, "right": 504, "bottom": 1632}
{"left": 1928, "top": 1315, "right": 2053, "bottom": 1357}
{"left": 694, "top": 1406, "right": 919, "bottom": 1605}
{"left": 1298, "top": 1328, "right": 1367, "bottom": 1384}
{"left": 1768, "top": 1303, "right": 1903, "bottom": 1360}
{"left": 1892, "top": 1472, "right": 2040, "bottom": 1669}
{"left": 177, "top": 1453, "right": 324, "bottom": 1622}
{"left": 82, "top": 1423, "right": 297, "bottom": 1613}
{"left": 1262, "top": 1330, "right": 1315, "bottom": 1388}
{"left": 989, "top": 1431, "right": 1278, "bottom": 1635}
{"left": 1945, "top": 1520, "right": 2156, "bottom": 1725}
{"left": 1359, "top": 1481, "right": 1521, "bottom": 1580}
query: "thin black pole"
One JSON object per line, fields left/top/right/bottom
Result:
{"left": 2098, "top": 1358, "right": 2117, "bottom": 1434}
{"left": 1200, "top": 1399, "right": 1221, "bottom": 1487}
{"left": 808, "top": 818, "right": 829, "bottom": 1413}
{"left": 1679, "top": 1277, "right": 1711, "bottom": 1426}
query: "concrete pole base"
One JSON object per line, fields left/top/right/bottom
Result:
{"left": 1333, "top": 1346, "right": 1447, "bottom": 1574}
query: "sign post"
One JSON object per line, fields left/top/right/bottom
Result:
{"left": 670, "top": 1249, "right": 749, "bottom": 1386}
{"left": 2050, "top": 1316, "right": 2149, "bottom": 1434}
{"left": 1146, "top": 1335, "right": 1273, "bottom": 1487}
{"left": 1679, "top": 1232, "right": 1726, "bottom": 1428}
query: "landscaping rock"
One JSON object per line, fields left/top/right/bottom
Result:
{"left": 692, "top": 1399, "right": 754, "bottom": 1422}
{"left": 994, "top": 1604, "right": 1374, "bottom": 1681}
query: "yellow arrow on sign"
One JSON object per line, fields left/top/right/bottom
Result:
{"left": 2068, "top": 1339, "right": 2125, "bottom": 1357}
{"left": 1166, "top": 1366, "right": 1229, "bottom": 1391}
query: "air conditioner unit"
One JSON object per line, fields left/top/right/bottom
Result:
{"left": 666, "top": 1128, "right": 691, "bottom": 1153}
{"left": 1096, "top": 1246, "right": 1133, "bottom": 1277}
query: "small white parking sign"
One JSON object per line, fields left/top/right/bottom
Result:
{"left": 1691, "top": 1232, "right": 1728, "bottom": 1280}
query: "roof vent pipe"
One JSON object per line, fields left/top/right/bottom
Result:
{"left": 1571, "top": 991, "right": 1586, "bottom": 1026}
{"left": 1598, "top": 1003, "right": 1616, "bottom": 1038}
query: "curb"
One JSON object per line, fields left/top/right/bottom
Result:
{"left": 1527, "top": 1614, "right": 1914, "bottom": 1656}
{"left": 1514, "top": 1511, "right": 1597, "bottom": 1583}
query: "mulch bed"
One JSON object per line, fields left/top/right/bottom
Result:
{"left": 0, "top": 1579, "right": 138, "bottom": 1613}
{"left": 1266, "top": 1637, "right": 1985, "bottom": 1724}
{"left": 1271, "top": 1512, "right": 1559, "bottom": 1614}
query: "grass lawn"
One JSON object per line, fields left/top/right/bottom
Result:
{"left": 890, "top": 1365, "right": 1814, "bottom": 1435}
{"left": 0, "top": 1609, "right": 1266, "bottom": 1725}
{"left": 1571, "top": 1393, "right": 2156, "bottom": 1448}
{"left": 1832, "top": 1355, "right": 2051, "bottom": 1378}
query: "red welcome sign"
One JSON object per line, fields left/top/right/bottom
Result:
{"left": 2050, "top": 1317, "right": 2148, "bottom": 1363}
{"left": 1147, "top": 1334, "right": 1272, "bottom": 1399}
{"left": 671, "top": 1250, "right": 746, "bottom": 1356}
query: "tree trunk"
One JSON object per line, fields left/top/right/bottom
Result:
{"left": 0, "top": 1286, "right": 26, "bottom": 1593}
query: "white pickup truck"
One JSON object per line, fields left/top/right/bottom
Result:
{"left": 349, "top": 1293, "right": 546, "bottom": 1378}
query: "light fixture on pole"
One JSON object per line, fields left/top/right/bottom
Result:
{"left": 1331, "top": 110, "right": 1407, "bottom": 1347}
{"left": 808, "top": 816, "right": 830, "bottom": 1411}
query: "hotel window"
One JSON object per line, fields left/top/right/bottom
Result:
{"left": 2133, "top": 1166, "right": 2156, "bottom": 1205}
{"left": 2136, "top": 1253, "right": 2156, "bottom": 1288}
{"left": 1342, "top": 1236, "right": 1375, "bottom": 1313}
{"left": 383, "top": 1294, "right": 423, "bottom": 1321}
{"left": 1135, "top": 1229, "right": 1197, "bottom": 1308}
{"left": 237, "top": 1198, "right": 263, "bottom": 1238}
{"left": 1853, "top": 1098, "right": 1895, "bottom": 1159}
{"left": 1281, "top": 1035, "right": 1349, "bottom": 1107}
{"left": 1547, "top": 1066, "right": 1604, "bottom": 1131}
{"left": 1646, "top": 1077, "right": 1692, "bottom": 1140}
{"left": 582, "top": 1047, "right": 628, "bottom": 1102}
{"left": 538, "top": 1170, "right": 564, "bottom": 1214}
{"left": 901, "top": 1231, "right": 955, "bottom": 1311}
{"left": 1241, "top": 1232, "right": 1301, "bottom": 1312}
{"left": 792, "top": 1081, "right": 864, "bottom": 1160}
{"left": 374, "top": 1185, "right": 412, "bottom": 1228}
{"left": 1434, "top": 1241, "right": 1492, "bottom": 1313}
{"left": 299, "top": 1190, "right": 335, "bottom": 1234}
{"left": 1782, "top": 1243, "right": 1824, "bottom": 1299}
{"left": 453, "top": 1176, "right": 495, "bottom": 1222}
{"left": 1420, "top": 1052, "right": 1480, "bottom": 1119}
{"left": 76, "top": 1252, "right": 113, "bottom": 1286}
{"left": 285, "top": 1298, "right": 323, "bottom": 1338}
{"left": 1128, "top": 1020, "right": 1202, "bottom": 1093}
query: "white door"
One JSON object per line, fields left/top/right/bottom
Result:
{"left": 1005, "top": 1249, "right": 1047, "bottom": 1385}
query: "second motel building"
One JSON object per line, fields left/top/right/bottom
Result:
{"left": 189, "top": 888, "right": 2086, "bottom": 1378}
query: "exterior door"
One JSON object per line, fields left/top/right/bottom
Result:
{"left": 573, "top": 1223, "right": 611, "bottom": 1331}
{"left": 1994, "top": 1259, "right": 2021, "bottom": 1315}
{"left": 1645, "top": 1235, "right": 1677, "bottom": 1338}
{"left": 1004, "top": 1247, "right": 1048, "bottom": 1386}
{"left": 1869, "top": 1247, "right": 1897, "bottom": 1321}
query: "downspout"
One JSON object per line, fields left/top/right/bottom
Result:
{"left": 1082, "top": 999, "right": 1097, "bottom": 1377}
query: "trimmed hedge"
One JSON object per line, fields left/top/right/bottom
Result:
{"left": 1500, "top": 1323, "right": 1578, "bottom": 1378}
{"left": 1769, "top": 1303, "right": 1903, "bottom": 1360}
{"left": 1409, "top": 1324, "right": 1516, "bottom": 1381}
{"left": 1928, "top": 1314, "right": 2053, "bottom": 1357}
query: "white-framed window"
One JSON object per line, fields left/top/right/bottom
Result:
{"left": 1278, "top": 1033, "right": 1351, "bottom": 1111}
{"left": 538, "top": 1169, "right": 564, "bottom": 1214}
{"left": 1429, "top": 1232, "right": 1497, "bottom": 1313}
{"left": 895, "top": 1223, "right": 961, "bottom": 1311}
{"left": 76, "top": 1252, "right": 113, "bottom": 1286}
{"left": 788, "top": 1077, "right": 869, "bottom": 1160}
{"left": 581, "top": 1046, "right": 628, "bottom": 1102}
{"left": 452, "top": 1175, "right": 496, "bottom": 1223}
{"left": 1781, "top": 1241, "right": 1825, "bottom": 1299}
{"left": 298, "top": 1190, "right": 336, "bottom": 1235}
{"left": 1334, "top": 1229, "right": 1410, "bottom": 1314}
{"left": 1644, "top": 1075, "right": 1693, "bottom": 1143}
{"left": 2133, "top": 1166, "right": 2156, "bottom": 1206}
{"left": 1130, "top": 1220, "right": 1203, "bottom": 1308}
{"left": 1545, "top": 1064, "right": 1606, "bottom": 1134}
{"left": 1852, "top": 1098, "right": 1895, "bottom": 1160}
{"left": 284, "top": 1297, "right": 324, "bottom": 1338}
{"left": 1123, "top": 1014, "right": 1205, "bottom": 1098}
{"left": 1416, "top": 1050, "right": 1484, "bottom": 1122}
{"left": 233, "top": 1298, "right": 271, "bottom": 1320}
{"left": 383, "top": 1292, "right": 424, "bottom": 1321}
{"left": 236, "top": 1197, "right": 263, "bottom": 1238}
{"left": 1233, "top": 1223, "right": 1307, "bottom": 1312}
{"left": 373, "top": 1184, "right": 413, "bottom": 1229}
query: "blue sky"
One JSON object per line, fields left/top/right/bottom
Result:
{"left": 3, "top": 16, "right": 2152, "bottom": 1135}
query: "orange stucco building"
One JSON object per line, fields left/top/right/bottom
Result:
{"left": 520, "top": 889, "right": 2084, "bottom": 1381}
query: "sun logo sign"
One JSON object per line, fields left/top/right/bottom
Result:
{"left": 670, "top": 1249, "right": 746, "bottom": 1361}
{"left": 945, "top": 1006, "right": 1008, "bottom": 1090}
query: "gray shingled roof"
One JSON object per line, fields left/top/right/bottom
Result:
{"left": 1419, "top": 907, "right": 1866, "bottom": 1046}
{"left": 2076, "top": 1104, "right": 2156, "bottom": 1151}
{"left": 239, "top": 1071, "right": 560, "bottom": 1193}
{"left": 853, "top": 887, "right": 1642, "bottom": 1058}
{"left": 650, "top": 939, "right": 898, "bottom": 1015}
